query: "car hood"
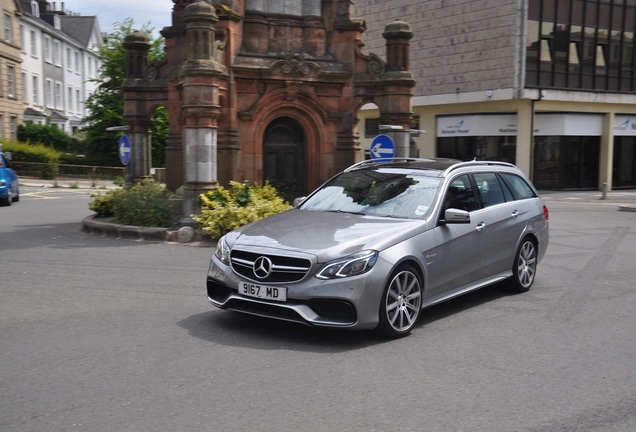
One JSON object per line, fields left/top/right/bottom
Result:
{"left": 228, "top": 209, "right": 423, "bottom": 261}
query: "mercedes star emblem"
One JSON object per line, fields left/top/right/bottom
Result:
{"left": 253, "top": 256, "right": 273, "bottom": 279}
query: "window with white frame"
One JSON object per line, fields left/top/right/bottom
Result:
{"left": 30, "top": 30, "right": 37, "bottom": 56}
{"left": 20, "top": 24, "right": 24, "bottom": 51}
{"left": 66, "top": 48, "right": 72, "bottom": 70}
{"left": 32, "top": 75, "right": 39, "bottom": 104}
{"left": 45, "top": 78, "right": 53, "bottom": 107}
{"left": 31, "top": 1, "right": 40, "bottom": 17}
{"left": 76, "top": 88, "right": 81, "bottom": 112}
{"left": 44, "top": 36, "right": 51, "bottom": 62}
{"left": 10, "top": 116, "right": 17, "bottom": 139}
{"left": 67, "top": 86, "right": 73, "bottom": 112}
{"left": 22, "top": 72, "right": 27, "bottom": 101}
{"left": 4, "top": 14, "right": 12, "bottom": 43}
{"left": 7, "top": 66, "right": 16, "bottom": 98}
{"left": 74, "top": 51, "right": 79, "bottom": 73}
{"left": 55, "top": 81, "right": 63, "bottom": 109}
{"left": 53, "top": 40, "right": 61, "bottom": 66}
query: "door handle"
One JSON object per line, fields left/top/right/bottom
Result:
{"left": 511, "top": 210, "right": 519, "bottom": 218}
{"left": 475, "top": 222, "right": 486, "bottom": 232}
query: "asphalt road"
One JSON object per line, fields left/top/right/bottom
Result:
{"left": 1, "top": 187, "right": 635, "bottom": 432}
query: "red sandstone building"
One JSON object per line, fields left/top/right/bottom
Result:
{"left": 122, "top": 0, "right": 415, "bottom": 220}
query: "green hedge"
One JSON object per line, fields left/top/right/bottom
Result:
{"left": 0, "top": 139, "right": 62, "bottom": 179}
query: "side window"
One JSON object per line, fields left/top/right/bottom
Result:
{"left": 443, "top": 174, "right": 478, "bottom": 212}
{"left": 500, "top": 173, "right": 537, "bottom": 200}
{"left": 474, "top": 172, "right": 507, "bottom": 208}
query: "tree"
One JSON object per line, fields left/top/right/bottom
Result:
{"left": 82, "top": 19, "right": 167, "bottom": 166}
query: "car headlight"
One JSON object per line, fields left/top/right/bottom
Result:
{"left": 316, "top": 250, "right": 378, "bottom": 280}
{"left": 214, "top": 236, "right": 231, "bottom": 266}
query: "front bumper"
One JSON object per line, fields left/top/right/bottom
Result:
{"left": 206, "top": 254, "right": 392, "bottom": 330}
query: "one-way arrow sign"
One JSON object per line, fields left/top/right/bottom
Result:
{"left": 370, "top": 134, "right": 395, "bottom": 160}
{"left": 119, "top": 135, "right": 131, "bottom": 166}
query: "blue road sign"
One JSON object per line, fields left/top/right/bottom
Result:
{"left": 119, "top": 135, "right": 131, "bottom": 166}
{"left": 370, "top": 134, "right": 395, "bottom": 160}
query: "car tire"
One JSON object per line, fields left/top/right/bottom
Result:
{"left": 509, "top": 237, "right": 537, "bottom": 293}
{"left": 1, "top": 191, "right": 11, "bottom": 206}
{"left": 377, "top": 265, "right": 422, "bottom": 338}
{"left": 12, "top": 191, "right": 19, "bottom": 202}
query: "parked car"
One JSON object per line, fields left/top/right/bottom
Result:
{"left": 206, "top": 158, "right": 549, "bottom": 338}
{"left": 0, "top": 148, "right": 19, "bottom": 206}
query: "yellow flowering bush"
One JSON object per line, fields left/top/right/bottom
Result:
{"left": 193, "top": 181, "right": 292, "bottom": 239}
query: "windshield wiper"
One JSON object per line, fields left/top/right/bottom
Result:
{"left": 325, "top": 209, "right": 366, "bottom": 216}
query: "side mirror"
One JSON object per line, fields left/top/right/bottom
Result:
{"left": 293, "top": 197, "right": 306, "bottom": 207}
{"left": 443, "top": 208, "right": 471, "bottom": 224}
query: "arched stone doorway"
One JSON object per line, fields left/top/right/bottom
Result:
{"left": 263, "top": 117, "right": 306, "bottom": 201}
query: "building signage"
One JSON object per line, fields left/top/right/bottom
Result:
{"left": 437, "top": 114, "right": 518, "bottom": 137}
{"left": 613, "top": 115, "right": 636, "bottom": 136}
{"left": 534, "top": 113, "right": 602, "bottom": 136}
{"left": 437, "top": 113, "right": 604, "bottom": 137}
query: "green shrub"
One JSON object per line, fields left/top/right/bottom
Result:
{"left": 89, "top": 180, "right": 173, "bottom": 227}
{"left": 0, "top": 139, "right": 62, "bottom": 179}
{"left": 17, "top": 121, "right": 72, "bottom": 152}
{"left": 89, "top": 188, "right": 123, "bottom": 216}
{"left": 0, "top": 139, "right": 62, "bottom": 163}
{"left": 193, "top": 181, "right": 292, "bottom": 239}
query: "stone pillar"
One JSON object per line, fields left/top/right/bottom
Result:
{"left": 129, "top": 122, "right": 152, "bottom": 183}
{"left": 378, "top": 19, "right": 415, "bottom": 158}
{"left": 179, "top": 0, "right": 227, "bottom": 224}
{"left": 516, "top": 100, "right": 534, "bottom": 178}
{"left": 600, "top": 112, "right": 615, "bottom": 191}
{"left": 122, "top": 31, "right": 152, "bottom": 182}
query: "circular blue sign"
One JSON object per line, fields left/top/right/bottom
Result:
{"left": 119, "top": 135, "right": 131, "bottom": 166}
{"left": 370, "top": 134, "right": 395, "bottom": 160}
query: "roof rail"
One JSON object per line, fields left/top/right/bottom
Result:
{"left": 443, "top": 160, "right": 516, "bottom": 176}
{"left": 344, "top": 157, "right": 433, "bottom": 172}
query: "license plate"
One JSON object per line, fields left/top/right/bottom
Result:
{"left": 238, "top": 281, "right": 287, "bottom": 302}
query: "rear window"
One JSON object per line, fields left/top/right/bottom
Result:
{"left": 500, "top": 173, "right": 537, "bottom": 200}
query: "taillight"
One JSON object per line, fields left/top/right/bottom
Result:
{"left": 543, "top": 205, "right": 549, "bottom": 220}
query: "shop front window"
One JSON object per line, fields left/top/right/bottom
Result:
{"left": 613, "top": 137, "right": 636, "bottom": 188}
{"left": 534, "top": 136, "right": 600, "bottom": 190}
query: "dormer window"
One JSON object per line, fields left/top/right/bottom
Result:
{"left": 31, "top": 1, "right": 39, "bottom": 17}
{"left": 54, "top": 15, "right": 60, "bottom": 30}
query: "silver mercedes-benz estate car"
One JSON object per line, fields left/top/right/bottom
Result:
{"left": 206, "top": 158, "right": 549, "bottom": 338}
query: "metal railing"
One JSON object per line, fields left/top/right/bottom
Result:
{"left": 9, "top": 161, "right": 126, "bottom": 181}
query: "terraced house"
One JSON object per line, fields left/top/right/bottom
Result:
{"left": 17, "top": 0, "right": 101, "bottom": 134}
{"left": 0, "top": 0, "right": 23, "bottom": 140}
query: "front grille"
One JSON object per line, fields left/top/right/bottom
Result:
{"left": 230, "top": 249, "right": 311, "bottom": 283}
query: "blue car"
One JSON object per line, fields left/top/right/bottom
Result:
{"left": 0, "top": 149, "right": 19, "bottom": 206}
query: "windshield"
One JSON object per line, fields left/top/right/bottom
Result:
{"left": 300, "top": 168, "right": 441, "bottom": 219}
